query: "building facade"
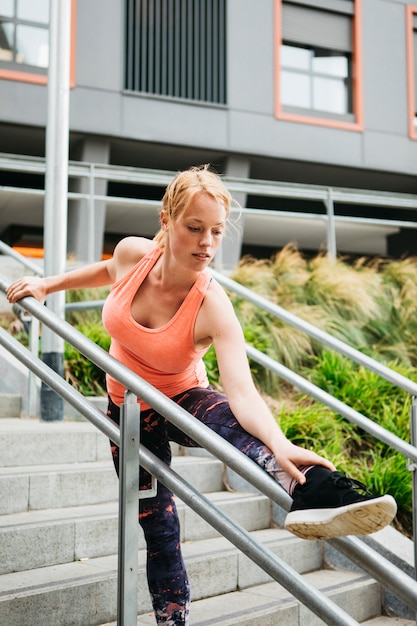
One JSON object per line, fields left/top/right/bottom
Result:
{"left": 0, "top": 0, "right": 417, "bottom": 265}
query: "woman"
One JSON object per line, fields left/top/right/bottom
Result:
{"left": 6, "top": 165, "right": 396, "bottom": 626}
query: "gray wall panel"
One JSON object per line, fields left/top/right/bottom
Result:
{"left": 228, "top": 111, "right": 363, "bottom": 166}
{"left": 0, "top": 0, "right": 416, "bottom": 184}
{"left": 75, "top": 0, "right": 123, "bottom": 91}
{"left": 362, "top": 0, "right": 408, "bottom": 135}
{"left": 227, "top": 0, "right": 274, "bottom": 114}
{"left": 121, "top": 96, "right": 229, "bottom": 149}
{"left": 69, "top": 89, "right": 122, "bottom": 135}
{"left": 0, "top": 81, "right": 48, "bottom": 126}
{"left": 363, "top": 131, "right": 417, "bottom": 176}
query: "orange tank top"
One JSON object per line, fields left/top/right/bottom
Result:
{"left": 102, "top": 246, "right": 211, "bottom": 409}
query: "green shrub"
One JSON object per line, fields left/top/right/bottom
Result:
{"left": 64, "top": 321, "right": 111, "bottom": 396}
{"left": 5, "top": 249, "right": 417, "bottom": 537}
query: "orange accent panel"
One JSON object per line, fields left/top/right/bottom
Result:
{"left": 0, "top": 68, "right": 47, "bottom": 85}
{"left": 406, "top": 5, "right": 417, "bottom": 140}
{"left": 274, "top": 0, "right": 364, "bottom": 132}
{"left": 12, "top": 247, "right": 45, "bottom": 259}
{"left": 13, "top": 247, "right": 112, "bottom": 261}
{"left": 0, "top": 0, "right": 77, "bottom": 88}
{"left": 70, "top": 0, "right": 77, "bottom": 88}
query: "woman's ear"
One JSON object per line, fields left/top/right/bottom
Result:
{"left": 160, "top": 210, "right": 168, "bottom": 229}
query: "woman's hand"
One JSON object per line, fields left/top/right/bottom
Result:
{"left": 271, "top": 438, "right": 337, "bottom": 485}
{"left": 6, "top": 276, "right": 48, "bottom": 304}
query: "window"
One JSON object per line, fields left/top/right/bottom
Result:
{"left": 0, "top": 0, "right": 49, "bottom": 71}
{"left": 125, "top": 0, "right": 226, "bottom": 104}
{"left": 407, "top": 5, "right": 417, "bottom": 139}
{"left": 281, "top": 45, "right": 351, "bottom": 115}
{"left": 275, "top": 0, "right": 363, "bottom": 130}
{"left": 0, "top": 0, "right": 76, "bottom": 85}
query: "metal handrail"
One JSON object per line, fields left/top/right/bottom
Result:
{"left": 0, "top": 275, "right": 416, "bottom": 618}
{"left": 2, "top": 151, "right": 417, "bottom": 262}
{"left": 247, "top": 344, "right": 417, "bottom": 463}
{"left": 1, "top": 151, "right": 417, "bottom": 210}
{"left": 0, "top": 292, "right": 361, "bottom": 626}
{"left": 211, "top": 268, "right": 417, "bottom": 397}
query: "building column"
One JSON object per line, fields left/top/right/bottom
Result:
{"left": 67, "top": 138, "right": 110, "bottom": 263}
{"left": 216, "top": 156, "right": 250, "bottom": 274}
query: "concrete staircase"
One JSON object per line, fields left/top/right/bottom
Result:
{"left": 0, "top": 414, "right": 414, "bottom": 626}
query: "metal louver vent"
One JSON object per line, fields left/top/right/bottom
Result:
{"left": 125, "top": 0, "right": 226, "bottom": 104}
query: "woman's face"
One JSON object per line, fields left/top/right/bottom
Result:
{"left": 163, "top": 192, "right": 226, "bottom": 271}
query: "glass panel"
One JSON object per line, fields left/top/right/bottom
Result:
{"left": 0, "top": 0, "right": 14, "bottom": 18}
{"left": 281, "top": 44, "right": 310, "bottom": 70}
{"left": 17, "top": 0, "right": 49, "bottom": 24}
{"left": 15, "top": 24, "right": 48, "bottom": 66}
{"left": 0, "top": 20, "right": 13, "bottom": 60}
{"left": 281, "top": 70, "right": 311, "bottom": 108}
{"left": 313, "top": 54, "right": 348, "bottom": 78}
{"left": 313, "top": 77, "right": 347, "bottom": 114}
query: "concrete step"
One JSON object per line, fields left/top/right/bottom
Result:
{"left": 0, "top": 530, "right": 348, "bottom": 626}
{"left": 0, "top": 417, "right": 410, "bottom": 625}
{"left": 0, "top": 418, "right": 111, "bottom": 466}
{"left": 0, "top": 454, "right": 225, "bottom": 515}
{"left": 0, "top": 491, "right": 272, "bottom": 574}
{"left": 115, "top": 570, "right": 382, "bottom": 626}
{"left": 137, "top": 572, "right": 413, "bottom": 626}
{"left": 362, "top": 615, "right": 416, "bottom": 626}
{"left": 0, "top": 392, "right": 21, "bottom": 417}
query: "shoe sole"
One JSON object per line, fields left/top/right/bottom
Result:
{"left": 284, "top": 495, "right": 397, "bottom": 540}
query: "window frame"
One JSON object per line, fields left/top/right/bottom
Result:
{"left": 406, "top": 5, "right": 417, "bottom": 140}
{"left": 274, "top": 0, "right": 363, "bottom": 131}
{"left": 0, "top": 0, "right": 77, "bottom": 87}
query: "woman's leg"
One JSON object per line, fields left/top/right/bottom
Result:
{"left": 171, "top": 388, "right": 397, "bottom": 541}
{"left": 171, "top": 387, "right": 299, "bottom": 494}
{"left": 107, "top": 397, "right": 190, "bottom": 626}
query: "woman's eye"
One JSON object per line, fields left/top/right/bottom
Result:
{"left": 188, "top": 226, "right": 200, "bottom": 232}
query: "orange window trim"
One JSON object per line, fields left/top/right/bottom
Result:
{"left": 406, "top": 5, "right": 417, "bottom": 140}
{"left": 0, "top": 0, "right": 77, "bottom": 88}
{"left": 274, "top": 0, "right": 364, "bottom": 132}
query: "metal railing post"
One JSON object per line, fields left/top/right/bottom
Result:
{"left": 117, "top": 390, "right": 140, "bottom": 626}
{"left": 88, "top": 163, "right": 96, "bottom": 264}
{"left": 27, "top": 315, "right": 40, "bottom": 416}
{"left": 325, "top": 187, "right": 337, "bottom": 262}
{"left": 410, "top": 397, "right": 417, "bottom": 581}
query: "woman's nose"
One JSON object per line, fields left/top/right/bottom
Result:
{"left": 200, "top": 230, "right": 212, "bottom": 246}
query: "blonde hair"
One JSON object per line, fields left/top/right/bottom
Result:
{"left": 154, "top": 164, "right": 233, "bottom": 248}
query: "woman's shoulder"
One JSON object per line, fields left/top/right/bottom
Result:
{"left": 112, "top": 236, "right": 157, "bottom": 276}
{"left": 202, "top": 276, "right": 237, "bottom": 321}
{"left": 195, "top": 276, "right": 243, "bottom": 346}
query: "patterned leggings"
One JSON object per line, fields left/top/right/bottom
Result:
{"left": 107, "top": 386, "right": 289, "bottom": 626}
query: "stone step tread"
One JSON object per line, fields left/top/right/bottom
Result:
{"left": 0, "top": 490, "right": 268, "bottom": 529}
{"left": 0, "top": 417, "right": 102, "bottom": 432}
{"left": 0, "top": 553, "right": 378, "bottom": 625}
{"left": 0, "top": 501, "right": 290, "bottom": 576}
{"left": 362, "top": 615, "right": 416, "bottom": 626}
{"left": 0, "top": 527, "right": 314, "bottom": 593}
{"left": 0, "top": 454, "right": 221, "bottom": 475}
{"left": 0, "top": 460, "right": 114, "bottom": 476}
{"left": 0, "top": 453, "right": 226, "bottom": 516}
{"left": 126, "top": 615, "right": 414, "bottom": 626}
{"left": 110, "top": 570, "right": 381, "bottom": 625}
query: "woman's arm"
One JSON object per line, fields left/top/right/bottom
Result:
{"left": 6, "top": 235, "right": 155, "bottom": 305}
{"left": 6, "top": 259, "right": 115, "bottom": 304}
{"left": 202, "top": 282, "right": 336, "bottom": 484}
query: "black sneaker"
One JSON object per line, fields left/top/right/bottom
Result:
{"left": 285, "top": 466, "right": 397, "bottom": 540}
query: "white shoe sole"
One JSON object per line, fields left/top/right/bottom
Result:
{"left": 284, "top": 495, "right": 397, "bottom": 540}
